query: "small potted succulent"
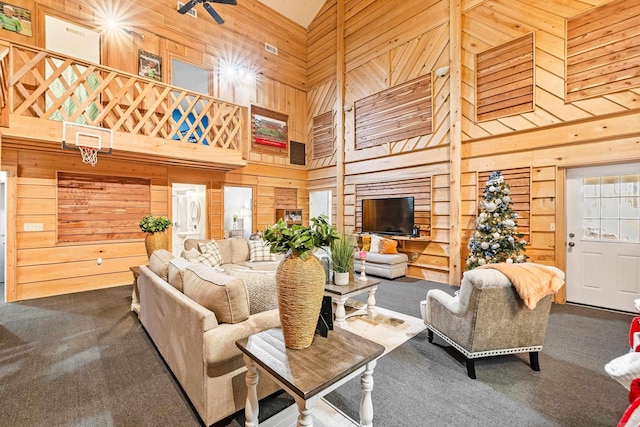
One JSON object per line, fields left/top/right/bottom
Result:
{"left": 139, "top": 215, "right": 172, "bottom": 257}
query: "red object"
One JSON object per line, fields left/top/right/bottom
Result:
{"left": 255, "top": 137, "right": 287, "bottom": 148}
{"left": 630, "top": 316, "right": 640, "bottom": 349}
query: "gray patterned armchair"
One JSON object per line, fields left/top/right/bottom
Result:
{"left": 420, "top": 264, "right": 564, "bottom": 379}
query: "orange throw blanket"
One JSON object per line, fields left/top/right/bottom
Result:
{"left": 477, "top": 263, "right": 565, "bottom": 310}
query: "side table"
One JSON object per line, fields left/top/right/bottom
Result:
{"left": 129, "top": 266, "right": 141, "bottom": 314}
{"left": 324, "top": 278, "right": 381, "bottom": 326}
{"left": 236, "top": 327, "right": 384, "bottom": 427}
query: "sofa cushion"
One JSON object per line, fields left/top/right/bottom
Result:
{"left": 230, "top": 238, "right": 250, "bottom": 263}
{"left": 167, "top": 257, "right": 192, "bottom": 292}
{"left": 183, "top": 263, "right": 250, "bottom": 324}
{"left": 198, "top": 241, "right": 224, "bottom": 265}
{"left": 149, "top": 249, "right": 174, "bottom": 281}
{"left": 181, "top": 248, "right": 201, "bottom": 261}
{"left": 215, "top": 239, "right": 233, "bottom": 264}
{"left": 226, "top": 269, "right": 278, "bottom": 314}
{"left": 248, "top": 239, "right": 276, "bottom": 262}
{"left": 380, "top": 238, "right": 399, "bottom": 254}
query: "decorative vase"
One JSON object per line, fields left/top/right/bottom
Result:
{"left": 333, "top": 271, "right": 350, "bottom": 286}
{"left": 276, "top": 251, "right": 326, "bottom": 349}
{"left": 144, "top": 230, "right": 168, "bottom": 258}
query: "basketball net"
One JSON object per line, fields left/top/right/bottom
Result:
{"left": 79, "top": 146, "right": 99, "bottom": 167}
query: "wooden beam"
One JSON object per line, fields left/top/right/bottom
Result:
{"left": 336, "top": 0, "right": 346, "bottom": 233}
{"left": 449, "top": 0, "right": 463, "bottom": 284}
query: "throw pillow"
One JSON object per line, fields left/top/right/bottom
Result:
{"left": 226, "top": 269, "right": 277, "bottom": 314}
{"left": 248, "top": 239, "right": 276, "bottom": 262}
{"left": 194, "top": 252, "right": 223, "bottom": 268}
{"left": 148, "top": 249, "right": 174, "bottom": 281}
{"left": 181, "top": 248, "right": 201, "bottom": 261}
{"left": 198, "top": 241, "right": 223, "bottom": 267}
{"left": 183, "top": 263, "right": 250, "bottom": 324}
{"left": 380, "top": 238, "right": 399, "bottom": 254}
{"left": 361, "top": 235, "right": 371, "bottom": 252}
{"left": 369, "top": 234, "right": 384, "bottom": 253}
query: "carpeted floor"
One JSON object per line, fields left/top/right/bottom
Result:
{"left": 0, "top": 277, "right": 633, "bottom": 426}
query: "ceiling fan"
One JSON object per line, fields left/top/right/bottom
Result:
{"left": 178, "top": 0, "right": 237, "bottom": 25}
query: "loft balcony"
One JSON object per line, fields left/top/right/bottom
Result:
{"left": 0, "top": 41, "right": 248, "bottom": 170}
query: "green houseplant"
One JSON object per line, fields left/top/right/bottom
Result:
{"left": 139, "top": 215, "right": 172, "bottom": 257}
{"left": 263, "top": 215, "right": 338, "bottom": 349}
{"left": 331, "top": 233, "right": 356, "bottom": 285}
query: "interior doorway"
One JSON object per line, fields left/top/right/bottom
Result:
{"left": 171, "top": 183, "right": 207, "bottom": 256}
{"left": 566, "top": 163, "right": 640, "bottom": 312}
{"left": 309, "top": 190, "right": 332, "bottom": 224}
{"left": 224, "top": 186, "right": 253, "bottom": 239}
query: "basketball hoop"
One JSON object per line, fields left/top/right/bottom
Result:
{"left": 62, "top": 122, "right": 113, "bottom": 167}
{"left": 79, "top": 146, "right": 99, "bottom": 167}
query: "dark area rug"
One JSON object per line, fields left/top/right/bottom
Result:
{"left": 0, "top": 277, "right": 633, "bottom": 426}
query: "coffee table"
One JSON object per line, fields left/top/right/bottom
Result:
{"left": 236, "top": 327, "right": 384, "bottom": 427}
{"left": 324, "top": 278, "right": 381, "bottom": 326}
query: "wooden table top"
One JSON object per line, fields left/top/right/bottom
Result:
{"left": 324, "top": 278, "right": 381, "bottom": 296}
{"left": 236, "top": 327, "right": 384, "bottom": 401}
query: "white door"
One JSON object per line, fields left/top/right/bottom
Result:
{"left": 171, "top": 184, "right": 207, "bottom": 257}
{"left": 566, "top": 164, "right": 640, "bottom": 312}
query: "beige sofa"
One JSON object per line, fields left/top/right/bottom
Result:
{"left": 138, "top": 249, "right": 281, "bottom": 425}
{"left": 184, "top": 237, "right": 282, "bottom": 271}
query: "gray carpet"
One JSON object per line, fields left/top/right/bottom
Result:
{"left": 0, "top": 278, "right": 632, "bottom": 426}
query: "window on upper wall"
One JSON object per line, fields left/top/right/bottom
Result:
{"left": 475, "top": 33, "right": 534, "bottom": 122}
{"left": 566, "top": 0, "right": 640, "bottom": 102}
{"left": 354, "top": 74, "right": 432, "bottom": 150}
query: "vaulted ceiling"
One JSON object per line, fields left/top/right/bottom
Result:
{"left": 256, "top": 0, "right": 326, "bottom": 28}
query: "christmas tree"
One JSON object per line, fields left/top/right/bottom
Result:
{"left": 465, "top": 171, "right": 528, "bottom": 270}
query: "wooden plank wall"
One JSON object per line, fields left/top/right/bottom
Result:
{"left": 307, "top": 0, "right": 640, "bottom": 287}
{"left": 4, "top": 145, "right": 308, "bottom": 301}
{"left": 306, "top": 0, "right": 451, "bottom": 282}
{"left": 460, "top": 0, "right": 640, "bottom": 293}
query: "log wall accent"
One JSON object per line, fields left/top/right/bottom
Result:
{"left": 566, "top": 0, "right": 640, "bottom": 102}
{"left": 57, "top": 173, "right": 150, "bottom": 243}
{"left": 274, "top": 188, "right": 298, "bottom": 210}
{"left": 307, "top": 0, "right": 338, "bottom": 89}
{"left": 313, "top": 111, "right": 334, "bottom": 159}
{"left": 476, "top": 33, "right": 534, "bottom": 122}
{"left": 354, "top": 74, "right": 433, "bottom": 150}
{"left": 355, "top": 178, "right": 431, "bottom": 237}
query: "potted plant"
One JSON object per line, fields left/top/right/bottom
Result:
{"left": 139, "top": 215, "right": 172, "bottom": 258}
{"left": 232, "top": 214, "right": 238, "bottom": 229}
{"left": 331, "top": 234, "right": 355, "bottom": 285}
{"left": 263, "top": 215, "right": 338, "bottom": 349}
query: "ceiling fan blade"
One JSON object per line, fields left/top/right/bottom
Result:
{"left": 178, "top": 0, "right": 199, "bottom": 14}
{"left": 203, "top": 3, "right": 225, "bottom": 24}
{"left": 210, "top": 0, "right": 237, "bottom": 5}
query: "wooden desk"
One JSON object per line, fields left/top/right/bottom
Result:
{"left": 236, "top": 328, "right": 384, "bottom": 427}
{"left": 324, "top": 279, "right": 381, "bottom": 326}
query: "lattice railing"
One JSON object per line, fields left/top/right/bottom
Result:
{"left": 7, "top": 43, "right": 245, "bottom": 150}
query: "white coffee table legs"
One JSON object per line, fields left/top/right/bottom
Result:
{"left": 243, "top": 356, "right": 378, "bottom": 427}
{"left": 360, "top": 359, "right": 377, "bottom": 427}
{"left": 244, "top": 355, "right": 260, "bottom": 427}
{"left": 333, "top": 285, "right": 378, "bottom": 325}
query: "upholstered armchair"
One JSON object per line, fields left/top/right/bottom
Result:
{"left": 420, "top": 263, "right": 564, "bottom": 379}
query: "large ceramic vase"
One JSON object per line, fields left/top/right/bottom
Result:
{"left": 276, "top": 251, "right": 326, "bottom": 349}
{"left": 144, "top": 230, "right": 168, "bottom": 258}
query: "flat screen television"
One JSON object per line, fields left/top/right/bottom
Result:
{"left": 362, "top": 197, "right": 414, "bottom": 236}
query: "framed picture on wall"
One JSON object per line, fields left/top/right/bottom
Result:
{"left": 138, "top": 50, "right": 162, "bottom": 81}
{"left": 0, "top": 2, "right": 32, "bottom": 37}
